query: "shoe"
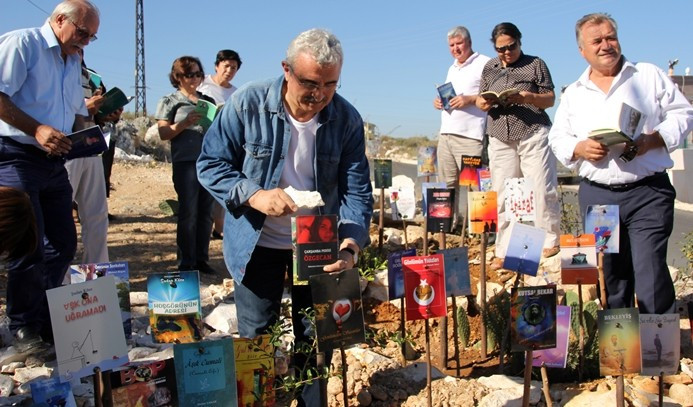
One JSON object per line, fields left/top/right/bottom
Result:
{"left": 196, "top": 262, "right": 217, "bottom": 275}
{"left": 542, "top": 246, "right": 560, "bottom": 258}
{"left": 211, "top": 230, "right": 223, "bottom": 240}
{"left": 14, "top": 327, "right": 51, "bottom": 354}
{"left": 489, "top": 257, "right": 505, "bottom": 271}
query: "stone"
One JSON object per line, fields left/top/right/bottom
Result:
{"left": 369, "top": 384, "right": 388, "bottom": 401}
{"left": 284, "top": 186, "right": 324, "bottom": 208}
{"left": 0, "top": 374, "right": 13, "bottom": 397}
{"left": 327, "top": 376, "right": 342, "bottom": 396}
{"left": 1, "top": 361, "right": 23, "bottom": 374}
{"left": 12, "top": 366, "right": 52, "bottom": 383}
{"left": 202, "top": 303, "right": 238, "bottom": 334}
{"left": 356, "top": 388, "right": 372, "bottom": 406}
{"left": 562, "top": 389, "right": 616, "bottom": 407}
{"left": 668, "top": 383, "right": 693, "bottom": 406}
{"left": 663, "top": 373, "right": 693, "bottom": 385}
{"left": 400, "top": 362, "right": 445, "bottom": 382}
{"left": 129, "top": 291, "right": 148, "bottom": 306}
{"left": 631, "top": 375, "right": 660, "bottom": 394}
{"left": 478, "top": 375, "right": 541, "bottom": 406}
{"left": 128, "top": 347, "right": 156, "bottom": 361}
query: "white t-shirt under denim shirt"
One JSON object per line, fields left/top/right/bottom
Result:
{"left": 257, "top": 107, "right": 318, "bottom": 249}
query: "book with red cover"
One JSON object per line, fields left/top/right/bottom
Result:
{"left": 292, "top": 214, "right": 339, "bottom": 285}
{"left": 402, "top": 254, "right": 447, "bottom": 320}
{"left": 560, "top": 234, "right": 598, "bottom": 284}
{"left": 426, "top": 188, "right": 454, "bottom": 233}
{"left": 458, "top": 155, "right": 482, "bottom": 188}
{"left": 109, "top": 359, "right": 178, "bottom": 407}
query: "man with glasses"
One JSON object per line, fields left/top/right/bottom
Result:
{"left": 198, "top": 28, "right": 372, "bottom": 406}
{"left": 549, "top": 13, "right": 693, "bottom": 315}
{"left": 0, "top": 0, "right": 100, "bottom": 353}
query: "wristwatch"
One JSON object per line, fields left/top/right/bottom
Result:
{"left": 341, "top": 247, "right": 358, "bottom": 265}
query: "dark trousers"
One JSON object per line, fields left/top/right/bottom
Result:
{"left": 578, "top": 173, "right": 676, "bottom": 314}
{"left": 0, "top": 137, "right": 77, "bottom": 332}
{"left": 102, "top": 138, "right": 115, "bottom": 197}
{"left": 172, "top": 161, "right": 214, "bottom": 268}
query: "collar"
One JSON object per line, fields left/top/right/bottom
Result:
{"left": 453, "top": 52, "right": 480, "bottom": 68}
{"left": 40, "top": 19, "right": 60, "bottom": 50}
{"left": 576, "top": 56, "right": 636, "bottom": 88}
{"left": 265, "top": 75, "right": 337, "bottom": 124}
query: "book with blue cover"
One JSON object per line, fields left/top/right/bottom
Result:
{"left": 30, "top": 377, "right": 77, "bottom": 407}
{"left": 503, "top": 223, "right": 545, "bottom": 276}
{"left": 387, "top": 247, "right": 416, "bottom": 300}
{"left": 585, "top": 204, "right": 620, "bottom": 253}
{"left": 147, "top": 271, "right": 203, "bottom": 343}
{"left": 532, "top": 305, "right": 571, "bottom": 368}
{"left": 439, "top": 247, "right": 471, "bottom": 296}
{"left": 510, "top": 285, "right": 557, "bottom": 351}
{"left": 174, "top": 338, "right": 236, "bottom": 407}
{"left": 417, "top": 146, "right": 437, "bottom": 177}
{"left": 65, "top": 125, "right": 107, "bottom": 160}
{"left": 436, "top": 82, "right": 456, "bottom": 111}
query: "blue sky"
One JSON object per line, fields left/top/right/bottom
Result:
{"left": 4, "top": 0, "right": 693, "bottom": 138}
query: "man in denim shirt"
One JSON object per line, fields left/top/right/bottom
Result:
{"left": 197, "top": 28, "right": 372, "bottom": 404}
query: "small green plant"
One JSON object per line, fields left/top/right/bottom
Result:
{"left": 558, "top": 185, "right": 582, "bottom": 236}
{"left": 681, "top": 231, "right": 693, "bottom": 275}
{"left": 564, "top": 291, "right": 601, "bottom": 380}
{"left": 357, "top": 246, "right": 388, "bottom": 281}
{"left": 456, "top": 305, "right": 470, "bottom": 348}
{"left": 482, "top": 290, "right": 510, "bottom": 352}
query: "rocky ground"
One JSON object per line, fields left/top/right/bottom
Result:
{"left": 0, "top": 132, "right": 692, "bottom": 405}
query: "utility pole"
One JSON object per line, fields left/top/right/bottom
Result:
{"left": 134, "top": 0, "right": 146, "bottom": 116}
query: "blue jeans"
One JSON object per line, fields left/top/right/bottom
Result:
{"left": 0, "top": 137, "right": 77, "bottom": 332}
{"left": 172, "top": 161, "right": 214, "bottom": 268}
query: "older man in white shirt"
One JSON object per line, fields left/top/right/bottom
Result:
{"left": 549, "top": 12, "right": 693, "bottom": 314}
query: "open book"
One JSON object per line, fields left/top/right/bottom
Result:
{"left": 195, "top": 99, "right": 219, "bottom": 129}
{"left": 588, "top": 103, "right": 644, "bottom": 145}
{"left": 65, "top": 125, "right": 108, "bottom": 159}
{"left": 480, "top": 88, "right": 518, "bottom": 105}
{"left": 436, "top": 82, "right": 456, "bottom": 111}
{"left": 97, "top": 87, "right": 132, "bottom": 117}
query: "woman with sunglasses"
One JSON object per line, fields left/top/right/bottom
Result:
{"left": 155, "top": 56, "right": 217, "bottom": 274}
{"left": 476, "top": 22, "right": 561, "bottom": 271}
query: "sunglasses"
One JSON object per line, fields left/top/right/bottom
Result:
{"left": 68, "top": 19, "right": 97, "bottom": 42}
{"left": 182, "top": 72, "right": 204, "bottom": 79}
{"left": 495, "top": 42, "right": 518, "bottom": 53}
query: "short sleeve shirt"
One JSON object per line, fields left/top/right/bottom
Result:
{"left": 155, "top": 91, "right": 215, "bottom": 162}
{"left": 480, "top": 53, "right": 554, "bottom": 142}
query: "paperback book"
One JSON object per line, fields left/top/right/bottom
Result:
{"left": 234, "top": 335, "right": 275, "bottom": 407}
{"left": 480, "top": 88, "right": 518, "bottom": 106}
{"left": 504, "top": 177, "right": 535, "bottom": 222}
{"left": 97, "top": 87, "right": 132, "bottom": 117}
{"left": 503, "top": 223, "right": 546, "bottom": 276}
{"left": 30, "top": 377, "right": 77, "bottom": 407}
{"left": 426, "top": 188, "right": 454, "bottom": 233}
{"left": 559, "top": 234, "right": 598, "bottom": 285}
{"left": 387, "top": 247, "right": 417, "bottom": 300}
{"left": 310, "top": 268, "right": 366, "bottom": 352}
{"left": 194, "top": 99, "right": 219, "bottom": 130}
{"left": 439, "top": 247, "right": 471, "bottom": 296}
{"left": 477, "top": 168, "right": 492, "bottom": 192}
{"left": 588, "top": 102, "right": 645, "bottom": 146}
{"left": 70, "top": 261, "right": 132, "bottom": 338}
{"left": 147, "top": 271, "right": 203, "bottom": 343}
{"left": 467, "top": 191, "right": 497, "bottom": 234}
{"left": 373, "top": 158, "right": 393, "bottom": 189}
{"left": 389, "top": 187, "right": 416, "bottom": 220}
{"left": 532, "top": 305, "right": 571, "bottom": 368}
{"left": 436, "top": 82, "right": 456, "bottom": 111}
{"left": 510, "top": 285, "right": 557, "bottom": 351}
{"left": 585, "top": 204, "right": 620, "bottom": 253}
{"left": 639, "top": 313, "right": 680, "bottom": 376}
{"left": 292, "top": 214, "right": 339, "bottom": 284}
{"left": 110, "top": 359, "right": 178, "bottom": 407}
{"left": 421, "top": 182, "right": 446, "bottom": 214}
{"left": 598, "top": 307, "right": 641, "bottom": 376}
{"left": 47, "top": 275, "right": 129, "bottom": 381}
{"left": 403, "top": 254, "right": 447, "bottom": 320}
{"left": 173, "top": 338, "right": 236, "bottom": 407}
{"left": 458, "top": 155, "right": 482, "bottom": 189}
{"left": 65, "top": 125, "right": 108, "bottom": 160}
{"left": 417, "top": 146, "right": 437, "bottom": 177}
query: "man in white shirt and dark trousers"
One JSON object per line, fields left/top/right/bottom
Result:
{"left": 549, "top": 12, "right": 693, "bottom": 314}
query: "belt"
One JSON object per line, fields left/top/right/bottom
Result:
{"left": 582, "top": 172, "right": 667, "bottom": 192}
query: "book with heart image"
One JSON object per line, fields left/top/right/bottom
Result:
{"left": 510, "top": 285, "right": 557, "bottom": 352}
{"left": 585, "top": 204, "right": 620, "bottom": 253}
{"left": 310, "top": 268, "right": 365, "bottom": 352}
{"left": 559, "top": 234, "right": 598, "bottom": 285}
{"left": 402, "top": 254, "right": 447, "bottom": 320}
{"left": 147, "top": 271, "right": 203, "bottom": 343}
{"left": 173, "top": 338, "right": 236, "bottom": 406}
{"left": 426, "top": 187, "right": 454, "bottom": 233}
{"left": 598, "top": 308, "right": 641, "bottom": 376}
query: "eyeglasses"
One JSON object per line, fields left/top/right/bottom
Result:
{"left": 495, "top": 42, "right": 518, "bottom": 53}
{"left": 182, "top": 72, "right": 204, "bottom": 79}
{"left": 288, "top": 65, "right": 340, "bottom": 92}
{"left": 68, "top": 19, "right": 98, "bottom": 42}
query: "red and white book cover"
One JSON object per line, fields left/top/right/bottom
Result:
{"left": 403, "top": 254, "right": 447, "bottom": 320}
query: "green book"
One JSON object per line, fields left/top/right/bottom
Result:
{"left": 97, "top": 87, "right": 131, "bottom": 117}
{"left": 195, "top": 99, "right": 218, "bottom": 130}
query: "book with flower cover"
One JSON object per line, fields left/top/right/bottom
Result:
{"left": 173, "top": 338, "right": 236, "bottom": 407}
{"left": 417, "top": 146, "right": 437, "bottom": 176}
{"left": 504, "top": 177, "right": 535, "bottom": 222}
{"left": 402, "top": 254, "right": 447, "bottom": 320}
{"left": 387, "top": 247, "right": 417, "bottom": 299}
{"left": 598, "top": 308, "right": 641, "bottom": 376}
{"left": 458, "top": 155, "right": 482, "bottom": 189}
{"left": 510, "top": 285, "right": 557, "bottom": 351}
{"left": 467, "top": 191, "right": 497, "bottom": 234}
{"left": 503, "top": 223, "right": 545, "bottom": 276}
{"left": 234, "top": 335, "right": 275, "bottom": 407}
{"left": 310, "top": 268, "right": 366, "bottom": 352}
{"left": 559, "top": 234, "right": 598, "bottom": 285}
{"left": 291, "top": 214, "right": 339, "bottom": 285}
{"left": 639, "top": 313, "right": 679, "bottom": 376}
{"left": 389, "top": 187, "right": 416, "bottom": 221}
{"left": 109, "top": 359, "right": 178, "bottom": 407}
{"left": 373, "top": 159, "right": 393, "bottom": 189}
{"left": 426, "top": 188, "right": 454, "bottom": 233}
{"left": 147, "top": 271, "right": 203, "bottom": 343}
{"left": 532, "top": 305, "right": 571, "bottom": 368}
{"left": 439, "top": 247, "right": 471, "bottom": 296}
{"left": 585, "top": 205, "right": 620, "bottom": 253}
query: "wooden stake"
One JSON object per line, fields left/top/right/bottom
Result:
{"left": 93, "top": 367, "right": 103, "bottom": 407}
{"left": 425, "top": 319, "right": 433, "bottom": 407}
{"left": 578, "top": 281, "right": 584, "bottom": 382}
{"left": 480, "top": 232, "right": 488, "bottom": 358}
{"left": 688, "top": 302, "right": 693, "bottom": 346}
{"left": 659, "top": 371, "right": 664, "bottom": 407}
{"left": 616, "top": 375, "right": 624, "bottom": 407}
{"left": 540, "top": 363, "right": 552, "bottom": 407}
{"left": 340, "top": 346, "right": 349, "bottom": 407}
{"left": 378, "top": 188, "right": 385, "bottom": 250}
{"left": 597, "top": 251, "right": 608, "bottom": 308}
{"left": 439, "top": 231, "right": 447, "bottom": 370}
{"left": 452, "top": 295, "right": 460, "bottom": 377}
{"left": 522, "top": 350, "right": 533, "bottom": 407}
{"left": 400, "top": 297, "right": 406, "bottom": 366}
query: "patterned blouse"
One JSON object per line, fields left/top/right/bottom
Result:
{"left": 480, "top": 53, "right": 554, "bottom": 142}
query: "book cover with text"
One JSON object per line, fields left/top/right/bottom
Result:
{"left": 174, "top": 338, "right": 236, "bottom": 407}
{"left": 598, "top": 308, "right": 641, "bottom": 376}
{"left": 389, "top": 187, "right": 416, "bottom": 220}
{"left": 234, "top": 335, "right": 275, "bottom": 407}
{"left": 477, "top": 168, "right": 492, "bottom": 192}
{"left": 436, "top": 82, "right": 456, "bottom": 111}
{"left": 387, "top": 247, "right": 417, "bottom": 300}
{"left": 639, "top": 313, "right": 679, "bottom": 376}
{"left": 504, "top": 177, "right": 535, "bottom": 222}
{"left": 458, "top": 155, "right": 482, "bottom": 189}
{"left": 403, "top": 254, "right": 447, "bottom": 320}
{"left": 510, "top": 285, "right": 557, "bottom": 351}
{"left": 110, "top": 359, "right": 178, "bottom": 407}
{"left": 467, "top": 191, "right": 498, "bottom": 234}
{"left": 532, "top": 305, "right": 571, "bottom": 368}
{"left": 585, "top": 205, "right": 620, "bottom": 254}
{"left": 439, "top": 247, "right": 471, "bottom": 296}
{"left": 30, "top": 377, "right": 77, "bottom": 407}
{"left": 417, "top": 146, "right": 437, "bottom": 177}
{"left": 147, "top": 271, "right": 203, "bottom": 344}
{"left": 373, "top": 159, "right": 393, "bottom": 189}
{"left": 559, "top": 234, "right": 598, "bottom": 285}
{"left": 292, "top": 214, "right": 339, "bottom": 285}
{"left": 426, "top": 188, "right": 454, "bottom": 233}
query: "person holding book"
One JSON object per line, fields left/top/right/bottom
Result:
{"left": 475, "top": 22, "right": 561, "bottom": 271}
{"left": 0, "top": 0, "right": 100, "bottom": 352}
{"left": 197, "top": 29, "right": 372, "bottom": 406}
{"left": 433, "top": 26, "right": 490, "bottom": 229}
{"left": 548, "top": 13, "right": 693, "bottom": 315}
{"left": 197, "top": 49, "right": 243, "bottom": 241}
{"left": 156, "top": 56, "right": 217, "bottom": 275}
